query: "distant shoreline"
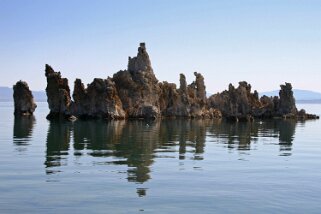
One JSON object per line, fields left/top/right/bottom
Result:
{"left": 297, "top": 100, "right": 321, "bottom": 104}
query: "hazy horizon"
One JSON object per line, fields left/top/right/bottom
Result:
{"left": 2, "top": 85, "right": 321, "bottom": 100}
{"left": 1, "top": 0, "right": 320, "bottom": 93}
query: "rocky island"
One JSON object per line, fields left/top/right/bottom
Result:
{"left": 13, "top": 81, "right": 37, "bottom": 116}
{"left": 16, "top": 43, "right": 319, "bottom": 121}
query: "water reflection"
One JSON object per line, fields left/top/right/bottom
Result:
{"left": 260, "top": 120, "right": 297, "bottom": 156}
{"left": 13, "top": 116, "right": 35, "bottom": 152}
{"left": 208, "top": 119, "right": 297, "bottom": 156}
{"left": 159, "top": 120, "right": 208, "bottom": 160}
{"left": 136, "top": 188, "right": 148, "bottom": 197}
{"left": 45, "top": 121, "right": 71, "bottom": 174}
{"left": 73, "top": 120, "right": 155, "bottom": 183}
{"left": 44, "top": 119, "right": 300, "bottom": 181}
{"left": 208, "top": 121, "right": 259, "bottom": 151}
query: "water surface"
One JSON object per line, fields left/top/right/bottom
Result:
{"left": 1, "top": 102, "right": 321, "bottom": 213}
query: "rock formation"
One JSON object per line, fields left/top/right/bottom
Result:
{"left": 45, "top": 64, "right": 72, "bottom": 119}
{"left": 278, "top": 83, "right": 297, "bottom": 116}
{"left": 208, "top": 81, "right": 261, "bottom": 121}
{"left": 72, "top": 78, "right": 126, "bottom": 119}
{"left": 43, "top": 42, "right": 318, "bottom": 121}
{"left": 258, "top": 95, "right": 279, "bottom": 118}
{"left": 208, "top": 81, "right": 319, "bottom": 121}
{"left": 13, "top": 81, "right": 37, "bottom": 116}
{"left": 112, "top": 43, "right": 161, "bottom": 119}
{"left": 158, "top": 72, "right": 216, "bottom": 118}
{"left": 187, "top": 72, "right": 207, "bottom": 117}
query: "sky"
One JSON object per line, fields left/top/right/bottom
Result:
{"left": 0, "top": 0, "right": 321, "bottom": 94}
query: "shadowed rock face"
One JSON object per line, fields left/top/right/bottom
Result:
{"left": 159, "top": 72, "right": 220, "bottom": 118}
{"left": 208, "top": 81, "right": 261, "bottom": 121}
{"left": 187, "top": 72, "right": 209, "bottom": 117}
{"left": 44, "top": 43, "right": 318, "bottom": 121}
{"left": 113, "top": 43, "right": 161, "bottom": 119}
{"left": 45, "top": 64, "right": 72, "bottom": 119}
{"left": 72, "top": 78, "right": 126, "bottom": 119}
{"left": 208, "top": 81, "right": 318, "bottom": 121}
{"left": 278, "top": 83, "right": 297, "bottom": 116}
{"left": 13, "top": 81, "right": 37, "bottom": 116}
{"left": 128, "top": 43, "right": 153, "bottom": 74}
{"left": 259, "top": 95, "right": 279, "bottom": 118}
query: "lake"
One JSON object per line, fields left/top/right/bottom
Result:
{"left": 1, "top": 102, "right": 321, "bottom": 213}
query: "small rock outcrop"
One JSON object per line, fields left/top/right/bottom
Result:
{"left": 208, "top": 81, "right": 260, "bottom": 121}
{"left": 187, "top": 72, "right": 207, "bottom": 117}
{"left": 72, "top": 78, "right": 126, "bottom": 119}
{"left": 159, "top": 81, "right": 183, "bottom": 117}
{"left": 45, "top": 64, "right": 72, "bottom": 119}
{"left": 278, "top": 83, "right": 297, "bottom": 116}
{"left": 159, "top": 72, "right": 219, "bottom": 118}
{"left": 258, "top": 95, "right": 279, "bottom": 117}
{"left": 13, "top": 81, "right": 37, "bottom": 116}
{"left": 208, "top": 81, "right": 319, "bottom": 121}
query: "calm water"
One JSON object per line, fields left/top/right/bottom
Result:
{"left": 1, "top": 102, "right": 321, "bottom": 213}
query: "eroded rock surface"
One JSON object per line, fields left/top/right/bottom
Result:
{"left": 113, "top": 43, "right": 161, "bottom": 119}
{"left": 278, "top": 83, "right": 297, "bottom": 116}
{"left": 43, "top": 43, "right": 318, "bottom": 121}
{"left": 208, "top": 81, "right": 319, "bottom": 121}
{"left": 187, "top": 72, "right": 208, "bottom": 117}
{"left": 13, "top": 81, "right": 37, "bottom": 116}
{"left": 45, "top": 64, "right": 72, "bottom": 119}
{"left": 158, "top": 72, "right": 221, "bottom": 118}
{"left": 72, "top": 78, "right": 125, "bottom": 119}
{"left": 208, "top": 81, "right": 261, "bottom": 121}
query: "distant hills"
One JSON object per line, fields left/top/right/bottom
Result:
{"left": 1, "top": 86, "right": 321, "bottom": 103}
{"left": 0, "top": 86, "right": 47, "bottom": 102}
{"left": 261, "top": 89, "right": 321, "bottom": 103}
{"left": 0, "top": 87, "right": 12, "bottom": 101}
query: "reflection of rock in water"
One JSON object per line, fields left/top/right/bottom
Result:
{"left": 116, "top": 121, "right": 158, "bottom": 183}
{"left": 208, "top": 120, "right": 259, "bottom": 151}
{"left": 277, "top": 120, "right": 296, "bottom": 156}
{"left": 13, "top": 115, "right": 35, "bottom": 148}
{"left": 73, "top": 120, "right": 125, "bottom": 151}
{"left": 258, "top": 120, "right": 296, "bottom": 155}
{"left": 45, "top": 121, "right": 71, "bottom": 174}
{"left": 44, "top": 119, "right": 298, "bottom": 181}
{"left": 159, "top": 120, "right": 208, "bottom": 160}
{"left": 45, "top": 119, "right": 209, "bottom": 183}
{"left": 207, "top": 119, "right": 297, "bottom": 155}
{"left": 278, "top": 120, "right": 296, "bottom": 144}
{"left": 136, "top": 188, "right": 148, "bottom": 197}
{"left": 73, "top": 120, "right": 156, "bottom": 183}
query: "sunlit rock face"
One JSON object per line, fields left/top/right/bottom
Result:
{"left": 45, "top": 64, "right": 72, "bottom": 119}
{"left": 13, "top": 81, "right": 37, "bottom": 116}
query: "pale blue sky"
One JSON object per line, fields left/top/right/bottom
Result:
{"left": 1, "top": 0, "right": 320, "bottom": 94}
